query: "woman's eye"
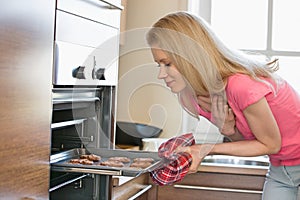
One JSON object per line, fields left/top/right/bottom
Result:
{"left": 156, "top": 63, "right": 171, "bottom": 68}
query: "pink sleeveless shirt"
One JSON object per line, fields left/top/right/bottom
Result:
{"left": 197, "top": 74, "right": 300, "bottom": 166}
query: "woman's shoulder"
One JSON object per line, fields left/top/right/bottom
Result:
{"left": 227, "top": 73, "right": 252, "bottom": 82}
{"left": 226, "top": 73, "right": 257, "bottom": 91}
{"left": 227, "top": 73, "right": 273, "bottom": 87}
{"left": 226, "top": 73, "right": 274, "bottom": 109}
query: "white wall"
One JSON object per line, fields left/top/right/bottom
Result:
{"left": 117, "top": 0, "right": 223, "bottom": 143}
{"left": 117, "top": 0, "right": 187, "bottom": 139}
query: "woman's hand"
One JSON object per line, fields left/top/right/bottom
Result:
{"left": 175, "top": 144, "right": 214, "bottom": 174}
{"left": 211, "top": 95, "right": 236, "bottom": 136}
{"left": 197, "top": 95, "right": 241, "bottom": 140}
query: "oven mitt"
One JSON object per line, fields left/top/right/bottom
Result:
{"left": 150, "top": 133, "right": 195, "bottom": 185}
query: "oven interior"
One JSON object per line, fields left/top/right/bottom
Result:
{"left": 50, "top": 87, "right": 115, "bottom": 200}
{"left": 51, "top": 87, "right": 114, "bottom": 154}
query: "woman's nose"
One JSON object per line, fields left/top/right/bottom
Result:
{"left": 158, "top": 66, "right": 168, "bottom": 79}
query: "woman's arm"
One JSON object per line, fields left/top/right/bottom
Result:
{"left": 177, "top": 97, "right": 281, "bottom": 172}
{"left": 211, "top": 97, "right": 281, "bottom": 156}
{"left": 223, "top": 127, "right": 244, "bottom": 141}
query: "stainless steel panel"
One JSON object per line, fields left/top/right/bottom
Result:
{"left": 53, "top": 41, "right": 119, "bottom": 86}
{"left": 54, "top": 10, "right": 119, "bottom": 86}
{"left": 57, "top": 0, "right": 122, "bottom": 28}
{"left": 55, "top": 10, "right": 119, "bottom": 47}
{"left": 202, "top": 155, "right": 269, "bottom": 168}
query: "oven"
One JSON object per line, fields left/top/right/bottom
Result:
{"left": 49, "top": 1, "right": 161, "bottom": 199}
{"left": 49, "top": 86, "right": 116, "bottom": 200}
{"left": 49, "top": 0, "right": 122, "bottom": 199}
{"left": 49, "top": 86, "right": 161, "bottom": 200}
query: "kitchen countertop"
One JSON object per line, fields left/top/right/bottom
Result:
{"left": 199, "top": 155, "right": 269, "bottom": 176}
{"left": 118, "top": 147, "right": 270, "bottom": 174}
{"left": 113, "top": 155, "right": 269, "bottom": 187}
{"left": 198, "top": 162, "right": 268, "bottom": 176}
{"left": 114, "top": 147, "right": 269, "bottom": 178}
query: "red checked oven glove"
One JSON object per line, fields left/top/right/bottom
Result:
{"left": 150, "top": 133, "right": 195, "bottom": 186}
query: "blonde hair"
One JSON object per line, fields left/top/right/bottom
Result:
{"left": 146, "top": 11, "right": 279, "bottom": 96}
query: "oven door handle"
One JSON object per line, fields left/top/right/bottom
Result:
{"left": 52, "top": 97, "right": 100, "bottom": 105}
{"left": 51, "top": 119, "right": 86, "bottom": 130}
{"left": 49, "top": 174, "right": 89, "bottom": 192}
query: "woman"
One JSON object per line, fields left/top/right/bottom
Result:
{"left": 146, "top": 12, "right": 300, "bottom": 199}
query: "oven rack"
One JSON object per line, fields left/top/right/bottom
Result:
{"left": 50, "top": 148, "right": 162, "bottom": 177}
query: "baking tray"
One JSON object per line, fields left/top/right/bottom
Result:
{"left": 50, "top": 148, "right": 162, "bottom": 177}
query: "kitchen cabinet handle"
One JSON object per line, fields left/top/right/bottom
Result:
{"left": 127, "top": 185, "right": 152, "bottom": 200}
{"left": 173, "top": 184, "right": 262, "bottom": 194}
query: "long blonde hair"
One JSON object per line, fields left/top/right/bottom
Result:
{"left": 146, "top": 11, "right": 279, "bottom": 97}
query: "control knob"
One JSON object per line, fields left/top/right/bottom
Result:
{"left": 72, "top": 66, "right": 85, "bottom": 79}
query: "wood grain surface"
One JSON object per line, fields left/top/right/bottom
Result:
{"left": 0, "top": 1, "right": 55, "bottom": 199}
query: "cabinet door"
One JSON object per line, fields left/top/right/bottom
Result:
{"left": 157, "top": 172, "right": 265, "bottom": 200}
{"left": 0, "top": 1, "right": 55, "bottom": 199}
{"left": 112, "top": 174, "right": 155, "bottom": 200}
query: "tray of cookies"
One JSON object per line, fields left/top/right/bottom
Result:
{"left": 50, "top": 148, "right": 162, "bottom": 176}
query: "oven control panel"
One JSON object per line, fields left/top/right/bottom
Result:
{"left": 53, "top": 0, "right": 122, "bottom": 86}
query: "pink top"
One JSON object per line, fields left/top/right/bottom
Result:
{"left": 198, "top": 73, "right": 300, "bottom": 166}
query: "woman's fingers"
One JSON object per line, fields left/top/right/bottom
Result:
{"left": 188, "top": 158, "right": 201, "bottom": 173}
{"left": 211, "top": 95, "right": 225, "bottom": 124}
{"left": 176, "top": 144, "right": 214, "bottom": 174}
{"left": 188, "top": 144, "right": 214, "bottom": 173}
{"left": 227, "top": 108, "right": 234, "bottom": 120}
{"left": 174, "top": 146, "right": 190, "bottom": 154}
{"left": 211, "top": 95, "right": 236, "bottom": 134}
{"left": 217, "top": 95, "right": 224, "bottom": 113}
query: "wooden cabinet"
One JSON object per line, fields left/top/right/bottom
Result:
{"left": 111, "top": 164, "right": 267, "bottom": 200}
{"left": 157, "top": 171, "right": 266, "bottom": 200}
{"left": 112, "top": 174, "right": 157, "bottom": 200}
{"left": 0, "top": 1, "right": 55, "bottom": 199}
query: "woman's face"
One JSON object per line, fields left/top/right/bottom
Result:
{"left": 151, "top": 47, "right": 187, "bottom": 93}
